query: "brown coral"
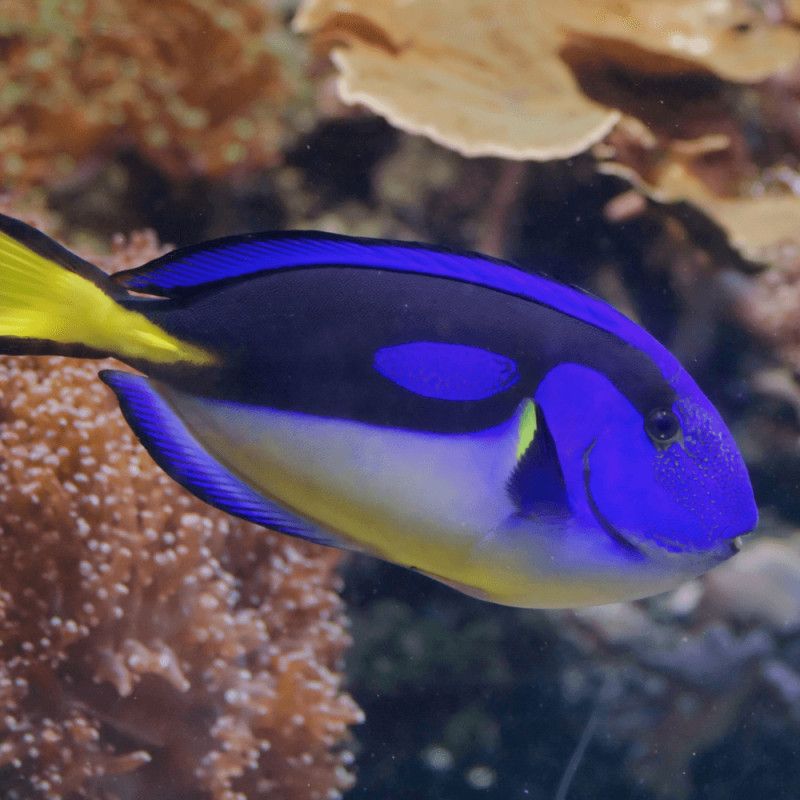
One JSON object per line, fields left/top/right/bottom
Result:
{"left": 597, "top": 119, "right": 800, "bottom": 261}
{"left": 294, "top": 0, "right": 800, "bottom": 161}
{"left": 0, "top": 226, "right": 362, "bottom": 799}
{"left": 294, "top": 0, "right": 800, "bottom": 259}
{"left": 0, "top": 0, "right": 294, "bottom": 186}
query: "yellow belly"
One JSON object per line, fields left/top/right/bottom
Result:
{"left": 156, "top": 384, "right": 547, "bottom": 596}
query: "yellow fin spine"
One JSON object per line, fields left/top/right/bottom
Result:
{"left": 0, "top": 225, "right": 215, "bottom": 366}
{"left": 516, "top": 399, "right": 538, "bottom": 461}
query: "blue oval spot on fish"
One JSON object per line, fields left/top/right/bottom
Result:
{"left": 0, "top": 213, "right": 758, "bottom": 608}
{"left": 374, "top": 342, "right": 519, "bottom": 400}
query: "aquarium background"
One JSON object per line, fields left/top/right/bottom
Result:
{"left": 2, "top": 1, "right": 800, "bottom": 798}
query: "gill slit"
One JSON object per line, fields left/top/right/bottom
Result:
{"left": 582, "top": 438, "right": 644, "bottom": 557}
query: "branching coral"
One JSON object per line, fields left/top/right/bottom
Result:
{"left": 0, "top": 220, "right": 362, "bottom": 799}
{"left": 0, "top": 0, "right": 296, "bottom": 186}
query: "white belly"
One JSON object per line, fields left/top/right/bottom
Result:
{"left": 158, "top": 384, "right": 525, "bottom": 579}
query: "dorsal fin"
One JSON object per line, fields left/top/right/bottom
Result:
{"left": 112, "top": 231, "right": 675, "bottom": 379}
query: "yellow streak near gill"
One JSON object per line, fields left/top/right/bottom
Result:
{"left": 516, "top": 399, "right": 538, "bottom": 460}
{"left": 0, "top": 231, "right": 214, "bottom": 366}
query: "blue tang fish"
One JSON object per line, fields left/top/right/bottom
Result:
{"left": 0, "top": 214, "right": 757, "bottom": 608}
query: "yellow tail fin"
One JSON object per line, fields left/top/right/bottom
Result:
{"left": 0, "top": 215, "right": 214, "bottom": 365}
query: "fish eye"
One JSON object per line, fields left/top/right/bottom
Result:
{"left": 645, "top": 407, "right": 681, "bottom": 443}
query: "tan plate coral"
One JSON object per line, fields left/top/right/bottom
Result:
{"left": 599, "top": 139, "right": 800, "bottom": 260}
{"left": 294, "top": 0, "right": 800, "bottom": 161}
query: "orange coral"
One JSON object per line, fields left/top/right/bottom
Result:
{"left": 0, "top": 0, "right": 293, "bottom": 186}
{"left": 0, "top": 226, "right": 362, "bottom": 799}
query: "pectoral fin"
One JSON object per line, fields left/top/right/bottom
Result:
{"left": 100, "top": 370, "right": 340, "bottom": 547}
{"left": 506, "top": 400, "right": 571, "bottom": 519}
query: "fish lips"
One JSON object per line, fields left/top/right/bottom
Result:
{"left": 582, "top": 438, "right": 752, "bottom": 560}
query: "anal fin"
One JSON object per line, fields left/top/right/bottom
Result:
{"left": 100, "top": 370, "right": 340, "bottom": 547}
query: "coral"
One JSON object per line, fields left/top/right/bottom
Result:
{"left": 295, "top": 0, "right": 618, "bottom": 160}
{"left": 0, "top": 0, "right": 297, "bottom": 186}
{"left": 294, "top": 0, "right": 800, "bottom": 161}
{"left": 294, "top": 0, "right": 800, "bottom": 258}
{"left": 597, "top": 120, "right": 800, "bottom": 261}
{"left": 0, "top": 220, "right": 362, "bottom": 799}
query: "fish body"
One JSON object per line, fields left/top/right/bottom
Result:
{"left": 0, "top": 215, "right": 757, "bottom": 607}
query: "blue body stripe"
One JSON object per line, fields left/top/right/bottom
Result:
{"left": 100, "top": 369, "right": 339, "bottom": 547}
{"left": 115, "top": 232, "right": 680, "bottom": 380}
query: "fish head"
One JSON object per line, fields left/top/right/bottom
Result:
{"left": 534, "top": 362, "right": 757, "bottom": 572}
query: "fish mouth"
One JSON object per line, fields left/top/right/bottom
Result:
{"left": 728, "top": 536, "right": 744, "bottom": 554}
{"left": 582, "top": 439, "right": 644, "bottom": 557}
{"left": 582, "top": 441, "right": 746, "bottom": 561}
